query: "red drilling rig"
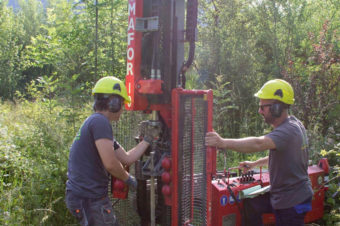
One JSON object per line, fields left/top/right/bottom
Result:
{"left": 111, "top": 0, "right": 329, "bottom": 225}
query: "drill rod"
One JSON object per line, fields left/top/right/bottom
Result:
{"left": 150, "top": 110, "right": 157, "bottom": 226}
{"left": 150, "top": 151, "right": 155, "bottom": 226}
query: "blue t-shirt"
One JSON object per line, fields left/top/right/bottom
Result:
{"left": 66, "top": 113, "right": 113, "bottom": 198}
{"left": 266, "top": 116, "right": 313, "bottom": 209}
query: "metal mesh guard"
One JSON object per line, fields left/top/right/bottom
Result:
{"left": 178, "top": 95, "right": 208, "bottom": 226}
{"left": 111, "top": 111, "right": 147, "bottom": 226}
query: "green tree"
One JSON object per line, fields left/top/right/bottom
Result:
{"left": 283, "top": 20, "right": 340, "bottom": 136}
{"left": 0, "top": 1, "right": 22, "bottom": 100}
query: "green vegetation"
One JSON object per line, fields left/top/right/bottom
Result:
{"left": 0, "top": 0, "right": 339, "bottom": 225}
{"left": 0, "top": 94, "right": 88, "bottom": 225}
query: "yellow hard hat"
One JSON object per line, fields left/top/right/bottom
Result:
{"left": 92, "top": 76, "right": 131, "bottom": 104}
{"left": 254, "top": 79, "right": 294, "bottom": 105}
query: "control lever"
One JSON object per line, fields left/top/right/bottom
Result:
{"left": 226, "top": 165, "right": 250, "bottom": 184}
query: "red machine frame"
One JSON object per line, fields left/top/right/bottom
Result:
{"left": 171, "top": 88, "right": 216, "bottom": 225}
{"left": 126, "top": 0, "right": 149, "bottom": 111}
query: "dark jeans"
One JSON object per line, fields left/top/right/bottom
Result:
{"left": 65, "top": 190, "right": 119, "bottom": 226}
{"left": 243, "top": 192, "right": 312, "bottom": 226}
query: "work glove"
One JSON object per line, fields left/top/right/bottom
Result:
{"left": 139, "top": 120, "right": 161, "bottom": 144}
{"left": 124, "top": 174, "right": 137, "bottom": 192}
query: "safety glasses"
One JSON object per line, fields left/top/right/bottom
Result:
{"left": 259, "top": 104, "right": 272, "bottom": 111}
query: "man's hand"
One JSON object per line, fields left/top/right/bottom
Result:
{"left": 239, "top": 161, "right": 255, "bottom": 173}
{"left": 124, "top": 174, "right": 137, "bottom": 192}
{"left": 205, "top": 131, "right": 224, "bottom": 148}
{"left": 139, "top": 120, "right": 161, "bottom": 144}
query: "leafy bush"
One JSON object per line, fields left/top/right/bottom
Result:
{"left": 323, "top": 165, "right": 340, "bottom": 225}
{"left": 0, "top": 89, "right": 91, "bottom": 225}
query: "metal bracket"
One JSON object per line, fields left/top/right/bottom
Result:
{"left": 136, "top": 16, "right": 159, "bottom": 32}
{"left": 142, "top": 152, "right": 166, "bottom": 177}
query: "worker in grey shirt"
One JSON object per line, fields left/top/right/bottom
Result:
{"left": 205, "top": 79, "right": 313, "bottom": 226}
{"left": 66, "top": 76, "right": 159, "bottom": 225}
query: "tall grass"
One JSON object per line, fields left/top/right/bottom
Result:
{"left": 0, "top": 98, "right": 91, "bottom": 225}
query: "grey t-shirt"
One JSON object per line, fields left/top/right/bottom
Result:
{"left": 66, "top": 113, "right": 114, "bottom": 198}
{"left": 266, "top": 116, "right": 313, "bottom": 209}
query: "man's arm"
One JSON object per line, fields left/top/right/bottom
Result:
{"left": 95, "top": 138, "right": 129, "bottom": 181}
{"left": 253, "top": 156, "right": 269, "bottom": 166}
{"left": 239, "top": 156, "right": 269, "bottom": 172}
{"left": 205, "top": 132, "right": 276, "bottom": 153}
{"left": 115, "top": 120, "right": 160, "bottom": 165}
{"left": 115, "top": 140, "right": 150, "bottom": 166}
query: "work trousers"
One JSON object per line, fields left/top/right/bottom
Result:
{"left": 243, "top": 192, "right": 312, "bottom": 226}
{"left": 66, "top": 190, "right": 119, "bottom": 226}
